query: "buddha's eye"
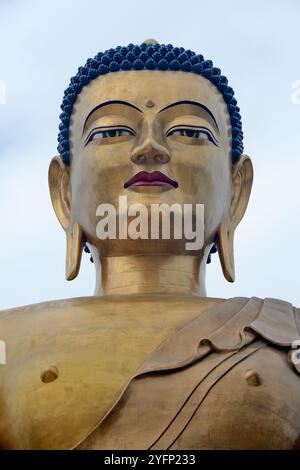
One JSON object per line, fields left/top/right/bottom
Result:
{"left": 85, "top": 126, "right": 135, "bottom": 145}
{"left": 167, "top": 127, "right": 218, "bottom": 146}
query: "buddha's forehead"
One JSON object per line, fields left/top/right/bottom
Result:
{"left": 71, "top": 71, "right": 231, "bottom": 134}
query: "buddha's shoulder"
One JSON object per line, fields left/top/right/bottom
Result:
{"left": 0, "top": 295, "right": 298, "bottom": 346}
{"left": 0, "top": 294, "right": 224, "bottom": 326}
{"left": 0, "top": 297, "right": 101, "bottom": 329}
{"left": 0, "top": 294, "right": 298, "bottom": 324}
{"left": 0, "top": 294, "right": 224, "bottom": 337}
{"left": 0, "top": 296, "right": 106, "bottom": 319}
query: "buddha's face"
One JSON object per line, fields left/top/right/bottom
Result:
{"left": 67, "top": 71, "right": 234, "bottom": 256}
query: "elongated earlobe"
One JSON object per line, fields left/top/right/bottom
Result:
{"left": 217, "top": 155, "right": 253, "bottom": 283}
{"left": 65, "top": 219, "right": 84, "bottom": 281}
{"left": 217, "top": 220, "right": 235, "bottom": 282}
{"left": 48, "top": 155, "right": 84, "bottom": 281}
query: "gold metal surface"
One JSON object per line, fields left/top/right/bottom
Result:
{"left": 0, "top": 67, "right": 299, "bottom": 450}
{"left": 244, "top": 369, "right": 261, "bottom": 386}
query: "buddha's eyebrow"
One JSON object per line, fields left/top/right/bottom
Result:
{"left": 158, "top": 100, "right": 219, "bottom": 133}
{"left": 82, "top": 100, "right": 143, "bottom": 133}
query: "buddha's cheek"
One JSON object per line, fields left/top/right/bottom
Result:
{"left": 201, "top": 171, "right": 232, "bottom": 241}
{"left": 173, "top": 150, "right": 232, "bottom": 242}
{"left": 70, "top": 149, "right": 131, "bottom": 243}
{"left": 69, "top": 162, "right": 106, "bottom": 243}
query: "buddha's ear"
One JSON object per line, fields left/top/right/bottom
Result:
{"left": 48, "top": 155, "right": 71, "bottom": 230}
{"left": 48, "top": 155, "right": 83, "bottom": 281}
{"left": 217, "top": 155, "right": 253, "bottom": 282}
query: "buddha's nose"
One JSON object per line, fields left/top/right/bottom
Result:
{"left": 130, "top": 135, "right": 170, "bottom": 166}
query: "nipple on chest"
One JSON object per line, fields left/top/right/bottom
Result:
{"left": 41, "top": 366, "right": 59, "bottom": 384}
{"left": 244, "top": 369, "right": 261, "bottom": 386}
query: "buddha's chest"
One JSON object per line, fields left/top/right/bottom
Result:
{"left": 0, "top": 327, "right": 173, "bottom": 450}
{"left": 0, "top": 296, "right": 222, "bottom": 449}
{"left": 174, "top": 346, "right": 300, "bottom": 450}
{"left": 77, "top": 343, "right": 300, "bottom": 450}
{"left": 1, "top": 339, "right": 300, "bottom": 450}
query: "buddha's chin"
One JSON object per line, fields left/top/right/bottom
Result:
{"left": 91, "top": 238, "right": 205, "bottom": 258}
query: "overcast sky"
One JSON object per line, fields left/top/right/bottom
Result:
{"left": 0, "top": 0, "right": 299, "bottom": 310}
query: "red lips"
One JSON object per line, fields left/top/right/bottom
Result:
{"left": 124, "top": 171, "right": 178, "bottom": 189}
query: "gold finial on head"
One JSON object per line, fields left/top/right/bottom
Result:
{"left": 143, "top": 39, "right": 159, "bottom": 45}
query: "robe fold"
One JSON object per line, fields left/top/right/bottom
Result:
{"left": 74, "top": 297, "right": 300, "bottom": 450}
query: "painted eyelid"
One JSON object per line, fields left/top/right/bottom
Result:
{"left": 166, "top": 127, "right": 217, "bottom": 142}
{"left": 85, "top": 126, "right": 135, "bottom": 144}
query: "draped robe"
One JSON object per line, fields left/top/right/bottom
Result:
{"left": 74, "top": 297, "right": 300, "bottom": 450}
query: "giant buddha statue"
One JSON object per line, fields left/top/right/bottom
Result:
{"left": 1, "top": 40, "right": 300, "bottom": 450}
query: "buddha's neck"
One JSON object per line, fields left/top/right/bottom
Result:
{"left": 93, "top": 254, "right": 207, "bottom": 296}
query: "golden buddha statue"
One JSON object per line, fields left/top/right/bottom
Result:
{"left": 1, "top": 40, "right": 300, "bottom": 450}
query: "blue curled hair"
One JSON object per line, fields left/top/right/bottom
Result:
{"left": 57, "top": 42, "right": 244, "bottom": 166}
